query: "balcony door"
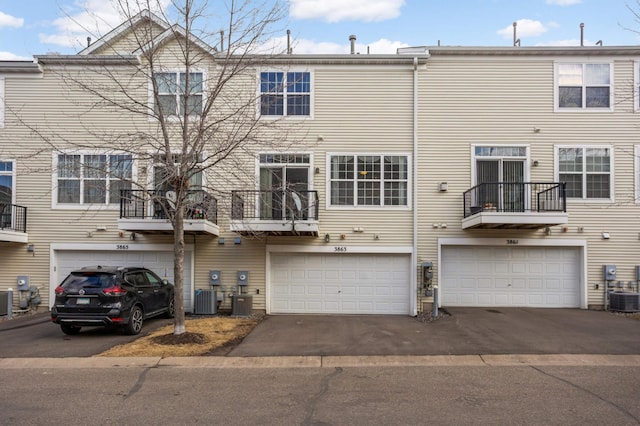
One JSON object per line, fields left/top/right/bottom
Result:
{"left": 0, "top": 161, "right": 14, "bottom": 229}
{"left": 476, "top": 159, "right": 525, "bottom": 212}
{"left": 260, "top": 166, "right": 309, "bottom": 220}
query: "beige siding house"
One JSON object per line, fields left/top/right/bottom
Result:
{"left": 1, "top": 11, "right": 639, "bottom": 318}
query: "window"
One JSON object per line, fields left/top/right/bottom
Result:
{"left": 556, "top": 63, "right": 611, "bottom": 110}
{"left": 153, "top": 71, "right": 203, "bottom": 116}
{"left": 260, "top": 71, "right": 311, "bottom": 117}
{"left": 329, "top": 154, "right": 408, "bottom": 207}
{"left": 55, "top": 153, "right": 132, "bottom": 206}
{"left": 0, "top": 160, "right": 14, "bottom": 227}
{"left": 557, "top": 146, "right": 611, "bottom": 200}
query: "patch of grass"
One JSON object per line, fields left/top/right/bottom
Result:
{"left": 97, "top": 317, "right": 259, "bottom": 357}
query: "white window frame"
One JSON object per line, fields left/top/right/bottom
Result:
{"left": 470, "top": 145, "right": 531, "bottom": 186}
{"left": 52, "top": 151, "right": 136, "bottom": 210}
{"left": 554, "top": 61, "right": 614, "bottom": 112}
{"left": 554, "top": 145, "right": 614, "bottom": 202}
{"left": 148, "top": 69, "right": 207, "bottom": 120}
{"left": 326, "top": 152, "right": 412, "bottom": 210}
{"left": 0, "top": 159, "right": 16, "bottom": 204}
{"left": 257, "top": 68, "right": 314, "bottom": 120}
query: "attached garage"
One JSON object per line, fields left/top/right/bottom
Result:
{"left": 51, "top": 244, "right": 194, "bottom": 312}
{"left": 441, "top": 244, "right": 582, "bottom": 308}
{"left": 270, "top": 252, "right": 411, "bottom": 314}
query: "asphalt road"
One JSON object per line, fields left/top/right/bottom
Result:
{"left": 0, "top": 313, "right": 174, "bottom": 358}
{"left": 1, "top": 364, "right": 639, "bottom": 425}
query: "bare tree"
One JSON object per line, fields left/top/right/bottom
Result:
{"left": 27, "top": 0, "right": 295, "bottom": 335}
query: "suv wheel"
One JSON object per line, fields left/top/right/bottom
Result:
{"left": 124, "top": 306, "right": 144, "bottom": 335}
{"left": 60, "top": 324, "right": 81, "bottom": 335}
{"left": 165, "top": 297, "right": 175, "bottom": 318}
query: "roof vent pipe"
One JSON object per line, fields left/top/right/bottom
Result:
{"left": 580, "top": 22, "right": 584, "bottom": 46}
{"left": 220, "top": 29, "right": 224, "bottom": 51}
{"left": 513, "top": 22, "right": 520, "bottom": 47}
{"left": 287, "top": 29, "right": 292, "bottom": 54}
{"left": 87, "top": 36, "right": 91, "bottom": 47}
{"left": 349, "top": 34, "right": 357, "bottom": 54}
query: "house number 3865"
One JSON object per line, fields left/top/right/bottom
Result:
{"left": 506, "top": 239, "right": 518, "bottom": 245}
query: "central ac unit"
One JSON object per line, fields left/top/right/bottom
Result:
{"left": 194, "top": 290, "right": 217, "bottom": 315}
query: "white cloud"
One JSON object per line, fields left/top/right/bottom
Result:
{"left": 545, "top": 0, "right": 582, "bottom": 5}
{"left": 290, "top": 0, "right": 405, "bottom": 23}
{"left": 264, "top": 36, "right": 408, "bottom": 54}
{"left": 0, "top": 51, "right": 32, "bottom": 61}
{"left": 40, "top": 0, "right": 169, "bottom": 49}
{"left": 0, "top": 11, "right": 24, "bottom": 28}
{"left": 497, "top": 19, "right": 548, "bottom": 39}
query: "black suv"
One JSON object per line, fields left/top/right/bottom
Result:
{"left": 51, "top": 266, "right": 175, "bottom": 335}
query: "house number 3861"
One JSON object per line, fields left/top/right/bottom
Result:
{"left": 506, "top": 239, "right": 519, "bottom": 245}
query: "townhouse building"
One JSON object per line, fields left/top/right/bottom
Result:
{"left": 1, "top": 11, "right": 638, "bottom": 317}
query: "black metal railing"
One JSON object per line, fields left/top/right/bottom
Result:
{"left": 463, "top": 182, "right": 566, "bottom": 218}
{"left": 231, "top": 190, "right": 319, "bottom": 222}
{"left": 0, "top": 203, "right": 27, "bottom": 233}
{"left": 120, "top": 189, "right": 218, "bottom": 223}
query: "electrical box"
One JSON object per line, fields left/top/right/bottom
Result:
{"left": 421, "top": 262, "right": 433, "bottom": 282}
{"left": 237, "top": 271, "right": 249, "bottom": 286}
{"left": 17, "top": 276, "right": 30, "bottom": 291}
{"left": 603, "top": 265, "right": 617, "bottom": 281}
{"left": 209, "top": 270, "right": 221, "bottom": 286}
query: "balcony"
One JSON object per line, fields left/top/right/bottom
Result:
{"left": 0, "top": 203, "right": 28, "bottom": 243}
{"left": 118, "top": 189, "right": 219, "bottom": 236}
{"left": 230, "top": 190, "right": 319, "bottom": 236}
{"left": 462, "top": 182, "right": 568, "bottom": 230}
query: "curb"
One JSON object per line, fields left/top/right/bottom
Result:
{"left": 1, "top": 354, "right": 639, "bottom": 369}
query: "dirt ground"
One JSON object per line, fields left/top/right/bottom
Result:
{"left": 98, "top": 314, "right": 263, "bottom": 357}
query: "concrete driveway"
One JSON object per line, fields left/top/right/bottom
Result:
{"left": 229, "top": 308, "right": 640, "bottom": 357}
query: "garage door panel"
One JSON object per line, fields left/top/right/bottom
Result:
{"left": 271, "top": 253, "right": 410, "bottom": 314}
{"left": 442, "top": 246, "right": 580, "bottom": 308}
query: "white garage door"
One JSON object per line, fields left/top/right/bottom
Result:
{"left": 54, "top": 250, "right": 193, "bottom": 312}
{"left": 270, "top": 253, "right": 411, "bottom": 314}
{"left": 441, "top": 246, "right": 580, "bottom": 308}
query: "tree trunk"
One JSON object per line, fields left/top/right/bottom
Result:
{"left": 173, "top": 200, "right": 186, "bottom": 335}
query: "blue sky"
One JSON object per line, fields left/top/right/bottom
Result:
{"left": 1, "top": 0, "right": 640, "bottom": 60}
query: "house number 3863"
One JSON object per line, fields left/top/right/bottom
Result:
{"left": 334, "top": 246, "right": 347, "bottom": 252}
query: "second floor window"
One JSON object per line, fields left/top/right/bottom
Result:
{"left": 330, "top": 154, "right": 408, "bottom": 207}
{"left": 56, "top": 153, "right": 132, "bottom": 205}
{"left": 556, "top": 63, "right": 611, "bottom": 110}
{"left": 260, "top": 71, "right": 311, "bottom": 117}
{"left": 557, "top": 146, "right": 611, "bottom": 200}
{"left": 154, "top": 72, "right": 203, "bottom": 117}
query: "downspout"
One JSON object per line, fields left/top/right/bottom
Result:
{"left": 412, "top": 56, "right": 419, "bottom": 317}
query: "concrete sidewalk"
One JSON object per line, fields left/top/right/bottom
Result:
{"left": 2, "top": 354, "right": 640, "bottom": 369}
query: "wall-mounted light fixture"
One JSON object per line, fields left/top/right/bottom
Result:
{"left": 234, "top": 237, "right": 242, "bottom": 245}
{"left": 439, "top": 182, "right": 448, "bottom": 192}
{"left": 545, "top": 227, "right": 551, "bottom": 236}
{"left": 218, "top": 238, "right": 225, "bottom": 245}
{"left": 533, "top": 126, "right": 541, "bottom": 133}
{"left": 601, "top": 232, "right": 610, "bottom": 240}
{"left": 27, "top": 244, "right": 34, "bottom": 253}
{"left": 130, "top": 232, "right": 136, "bottom": 241}
{"left": 324, "top": 234, "right": 330, "bottom": 243}
{"left": 532, "top": 160, "right": 539, "bottom": 167}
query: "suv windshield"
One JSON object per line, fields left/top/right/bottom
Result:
{"left": 61, "top": 272, "right": 117, "bottom": 290}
